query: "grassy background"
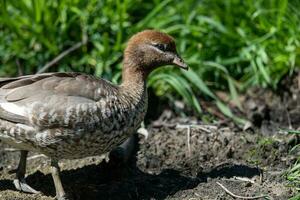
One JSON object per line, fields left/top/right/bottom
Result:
{"left": 1, "top": 0, "right": 299, "bottom": 117}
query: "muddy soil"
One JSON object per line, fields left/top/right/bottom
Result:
{"left": 0, "top": 115, "right": 298, "bottom": 200}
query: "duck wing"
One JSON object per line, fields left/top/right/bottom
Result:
{"left": 0, "top": 72, "right": 118, "bottom": 129}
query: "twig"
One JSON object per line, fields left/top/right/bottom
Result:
{"left": 234, "top": 176, "right": 256, "bottom": 184}
{"left": 187, "top": 125, "right": 191, "bottom": 157}
{"left": 4, "top": 148, "right": 18, "bottom": 152}
{"left": 223, "top": 177, "right": 256, "bottom": 184}
{"left": 176, "top": 124, "right": 217, "bottom": 131}
{"left": 37, "top": 38, "right": 87, "bottom": 74}
{"left": 193, "top": 125, "right": 214, "bottom": 133}
{"left": 216, "top": 181, "right": 269, "bottom": 199}
{"left": 176, "top": 124, "right": 192, "bottom": 157}
{"left": 27, "top": 154, "right": 47, "bottom": 161}
{"left": 176, "top": 124, "right": 219, "bottom": 157}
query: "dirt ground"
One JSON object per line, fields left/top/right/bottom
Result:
{"left": 0, "top": 73, "right": 299, "bottom": 200}
{"left": 0, "top": 116, "right": 298, "bottom": 200}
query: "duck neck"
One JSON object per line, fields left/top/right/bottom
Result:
{"left": 120, "top": 63, "right": 147, "bottom": 100}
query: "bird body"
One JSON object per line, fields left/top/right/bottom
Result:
{"left": 0, "top": 30, "right": 187, "bottom": 199}
{"left": 0, "top": 73, "right": 147, "bottom": 160}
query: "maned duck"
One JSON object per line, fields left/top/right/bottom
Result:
{"left": 0, "top": 30, "right": 188, "bottom": 200}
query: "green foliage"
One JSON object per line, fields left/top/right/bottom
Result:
{"left": 289, "top": 193, "right": 300, "bottom": 200}
{"left": 287, "top": 160, "right": 300, "bottom": 189}
{"left": 285, "top": 130, "right": 300, "bottom": 198}
{"left": 287, "top": 154, "right": 300, "bottom": 199}
{"left": 0, "top": 0, "right": 299, "bottom": 118}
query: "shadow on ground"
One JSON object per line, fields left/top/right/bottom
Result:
{"left": 0, "top": 161, "right": 260, "bottom": 200}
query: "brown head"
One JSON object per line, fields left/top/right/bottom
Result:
{"left": 122, "top": 30, "right": 188, "bottom": 84}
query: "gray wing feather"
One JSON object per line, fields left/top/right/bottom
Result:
{"left": 0, "top": 72, "right": 118, "bottom": 128}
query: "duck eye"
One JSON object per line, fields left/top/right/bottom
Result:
{"left": 154, "top": 43, "right": 167, "bottom": 51}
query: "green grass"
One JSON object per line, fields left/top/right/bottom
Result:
{"left": 1, "top": 0, "right": 299, "bottom": 120}
{"left": 287, "top": 160, "right": 300, "bottom": 188}
{"left": 285, "top": 130, "right": 300, "bottom": 199}
{"left": 287, "top": 155, "right": 300, "bottom": 199}
{"left": 289, "top": 193, "right": 300, "bottom": 200}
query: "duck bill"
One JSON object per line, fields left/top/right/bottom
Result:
{"left": 173, "top": 55, "right": 188, "bottom": 70}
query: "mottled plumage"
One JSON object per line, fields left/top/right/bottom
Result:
{"left": 0, "top": 72, "right": 147, "bottom": 160}
{"left": 0, "top": 30, "right": 187, "bottom": 200}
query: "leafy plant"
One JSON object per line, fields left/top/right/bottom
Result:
{"left": 284, "top": 129, "right": 300, "bottom": 199}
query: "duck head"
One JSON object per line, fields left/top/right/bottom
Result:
{"left": 122, "top": 30, "right": 188, "bottom": 82}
